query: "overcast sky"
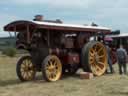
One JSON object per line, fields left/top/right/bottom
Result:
{"left": 0, "top": 0, "right": 128, "bottom": 37}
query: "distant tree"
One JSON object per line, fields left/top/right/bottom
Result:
{"left": 5, "top": 41, "right": 10, "bottom": 45}
{"left": 2, "top": 47, "right": 17, "bottom": 57}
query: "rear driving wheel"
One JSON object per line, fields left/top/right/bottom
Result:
{"left": 82, "top": 41, "right": 107, "bottom": 76}
{"left": 42, "top": 55, "right": 62, "bottom": 82}
{"left": 16, "top": 56, "right": 36, "bottom": 81}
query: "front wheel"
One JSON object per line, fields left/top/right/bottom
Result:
{"left": 16, "top": 56, "right": 36, "bottom": 81}
{"left": 42, "top": 55, "right": 62, "bottom": 82}
{"left": 82, "top": 41, "right": 107, "bottom": 76}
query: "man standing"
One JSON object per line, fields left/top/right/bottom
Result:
{"left": 106, "top": 43, "right": 114, "bottom": 74}
{"left": 117, "top": 45, "right": 127, "bottom": 75}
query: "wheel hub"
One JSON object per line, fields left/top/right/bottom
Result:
{"left": 49, "top": 66, "right": 55, "bottom": 72}
{"left": 94, "top": 53, "right": 99, "bottom": 63}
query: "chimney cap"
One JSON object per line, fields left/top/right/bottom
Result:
{"left": 33, "top": 15, "right": 43, "bottom": 21}
{"left": 35, "top": 14, "right": 43, "bottom": 17}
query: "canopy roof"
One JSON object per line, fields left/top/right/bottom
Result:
{"left": 107, "top": 33, "right": 128, "bottom": 38}
{"left": 4, "top": 20, "right": 111, "bottom": 33}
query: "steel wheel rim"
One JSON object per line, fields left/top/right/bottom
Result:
{"left": 45, "top": 56, "right": 62, "bottom": 81}
{"left": 20, "top": 58, "right": 35, "bottom": 80}
{"left": 89, "top": 43, "right": 107, "bottom": 76}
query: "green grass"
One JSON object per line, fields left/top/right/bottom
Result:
{"left": 1, "top": 55, "right": 128, "bottom": 96}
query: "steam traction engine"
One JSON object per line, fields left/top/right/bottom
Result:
{"left": 4, "top": 16, "right": 111, "bottom": 82}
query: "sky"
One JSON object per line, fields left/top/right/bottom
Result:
{"left": 0, "top": 0, "right": 128, "bottom": 37}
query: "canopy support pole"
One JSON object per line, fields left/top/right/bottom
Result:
{"left": 47, "top": 29, "right": 50, "bottom": 47}
{"left": 27, "top": 25, "right": 30, "bottom": 44}
{"left": 14, "top": 26, "right": 17, "bottom": 39}
{"left": 8, "top": 31, "right": 12, "bottom": 37}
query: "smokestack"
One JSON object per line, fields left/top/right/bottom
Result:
{"left": 33, "top": 15, "right": 43, "bottom": 21}
{"left": 56, "top": 19, "right": 63, "bottom": 23}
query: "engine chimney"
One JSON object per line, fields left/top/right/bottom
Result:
{"left": 33, "top": 15, "right": 43, "bottom": 21}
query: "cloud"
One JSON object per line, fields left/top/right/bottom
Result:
{"left": 0, "top": 13, "right": 21, "bottom": 31}
{"left": 1, "top": 0, "right": 128, "bottom": 9}
{"left": 1, "top": 0, "right": 128, "bottom": 34}
{"left": 0, "top": 0, "right": 118, "bottom": 9}
{"left": 0, "top": 0, "right": 90, "bottom": 8}
{"left": 0, "top": 13, "right": 21, "bottom": 37}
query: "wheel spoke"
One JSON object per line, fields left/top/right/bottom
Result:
{"left": 28, "top": 60, "right": 33, "bottom": 67}
{"left": 49, "top": 74, "right": 52, "bottom": 79}
{"left": 21, "top": 64, "right": 26, "bottom": 68}
{"left": 52, "top": 59, "right": 56, "bottom": 65}
{"left": 97, "top": 47, "right": 103, "bottom": 53}
{"left": 21, "top": 71, "right": 25, "bottom": 76}
{"left": 22, "top": 61, "right": 26, "bottom": 67}
{"left": 20, "top": 68, "right": 25, "bottom": 72}
{"left": 53, "top": 74, "right": 56, "bottom": 78}
{"left": 95, "top": 65, "right": 103, "bottom": 72}
{"left": 91, "top": 64, "right": 97, "bottom": 73}
{"left": 91, "top": 63, "right": 102, "bottom": 73}
{"left": 90, "top": 48, "right": 95, "bottom": 54}
{"left": 27, "top": 72, "right": 31, "bottom": 78}
{"left": 46, "top": 63, "right": 50, "bottom": 68}
{"left": 90, "top": 51, "right": 95, "bottom": 57}
{"left": 98, "top": 62, "right": 105, "bottom": 66}
{"left": 53, "top": 61, "right": 57, "bottom": 66}
{"left": 94, "top": 44, "right": 98, "bottom": 51}
{"left": 50, "top": 74, "right": 53, "bottom": 79}
{"left": 23, "top": 72, "right": 27, "bottom": 79}
{"left": 90, "top": 59, "right": 94, "bottom": 64}
{"left": 48, "top": 61, "right": 51, "bottom": 67}
{"left": 97, "top": 62, "right": 105, "bottom": 69}
{"left": 30, "top": 70, "right": 34, "bottom": 75}
{"left": 26, "top": 72, "right": 29, "bottom": 78}
{"left": 50, "top": 61, "right": 54, "bottom": 67}
{"left": 98, "top": 54, "right": 105, "bottom": 59}
{"left": 25, "top": 60, "right": 29, "bottom": 67}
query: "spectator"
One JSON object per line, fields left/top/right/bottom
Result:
{"left": 106, "top": 42, "right": 114, "bottom": 74}
{"left": 117, "top": 45, "right": 127, "bottom": 75}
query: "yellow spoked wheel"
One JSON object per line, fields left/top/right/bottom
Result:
{"left": 42, "top": 55, "right": 62, "bottom": 82}
{"left": 82, "top": 41, "right": 107, "bottom": 76}
{"left": 16, "top": 56, "right": 36, "bottom": 81}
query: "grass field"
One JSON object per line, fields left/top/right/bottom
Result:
{"left": 1, "top": 55, "right": 128, "bottom": 96}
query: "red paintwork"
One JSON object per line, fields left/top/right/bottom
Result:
{"left": 61, "top": 53, "right": 80, "bottom": 65}
{"left": 66, "top": 53, "right": 80, "bottom": 64}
